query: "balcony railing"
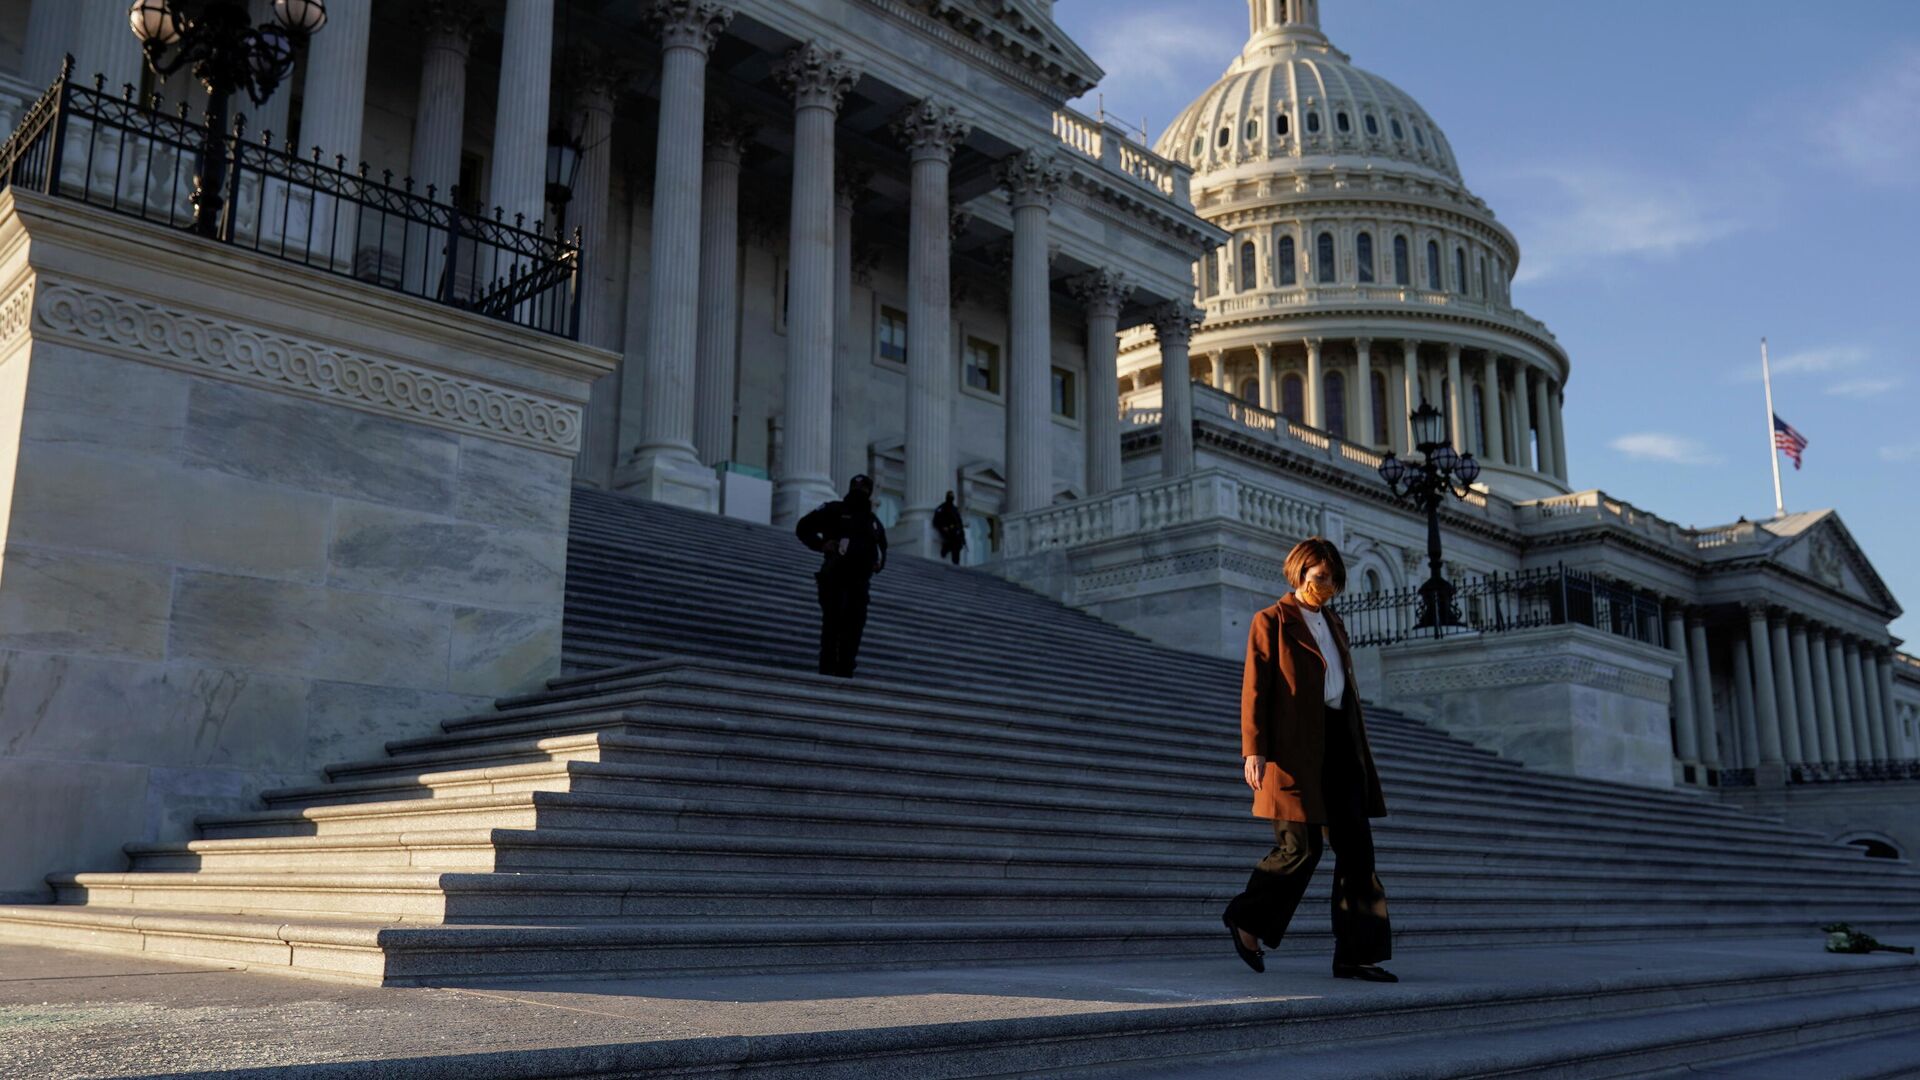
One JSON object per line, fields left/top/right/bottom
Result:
{"left": 1338, "top": 563, "right": 1668, "bottom": 650}
{"left": 1051, "top": 105, "right": 1192, "bottom": 207}
{"left": 0, "top": 62, "right": 580, "bottom": 338}
{"left": 1000, "top": 468, "right": 1322, "bottom": 559}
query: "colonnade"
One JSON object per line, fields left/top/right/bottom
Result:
{"left": 1167, "top": 334, "right": 1569, "bottom": 481}
{"left": 1665, "top": 603, "right": 1910, "bottom": 775}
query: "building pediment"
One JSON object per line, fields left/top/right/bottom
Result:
{"left": 919, "top": 0, "right": 1104, "bottom": 99}
{"left": 1759, "top": 512, "right": 1902, "bottom": 618}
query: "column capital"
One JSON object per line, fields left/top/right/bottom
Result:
{"left": 1150, "top": 301, "right": 1205, "bottom": 347}
{"left": 836, "top": 158, "right": 874, "bottom": 209}
{"left": 894, "top": 98, "right": 972, "bottom": 164}
{"left": 1304, "top": 337, "right": 1323, "bottom": 353}
{"left": 778, "top": 41, "right": 862, "bottom": 113}
{"left": 417, "top": 0, "right": 484, "bottom": 45}
{"left": 1254, "top": 341, "right": 1275, "bottom": 359}
{"left": 570, "top": 50, "right": 636, "bottom": 101}
{"left": 948, "top": 209, "right": 975, "bottom": 241}
{"left": 998, "top": 148, "right": 1067, "bottom": 210}
{"left": 1069, "top": 268, "right": 1132, "bottom": 319}
{"left": 1401, "top": 339, "right": 1419, "bottom": 358}
{"left": 1743, "top": 601, "right": 1775, "bottom": 622}
{"left": 1445, "top": 341, "right": 1463, "bottom": 359}
{"left": 704, "top": 108, "right": 757, "bottom": 165}
{"left": 646, "top": 0, "right": 733, "bottom": 53}
{"left": 1687, "top": 610, "right": 1708, "bottom": 629}
{"left": 1354, "top": 337, "right": 1373, "bottom": 353}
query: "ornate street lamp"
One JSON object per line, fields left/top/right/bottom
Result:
{"left": 545, "top": 127, "right": 582, "bottom": 228}
{"left": 129, "top": 0, "right": 328, "bottom": 235}
{"left": 1377, "top": 400, "right": 1480, "bottom": 638}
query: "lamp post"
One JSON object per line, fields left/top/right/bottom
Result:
{"left": 545, "top": 127, "right": 581, "bottom": 231}
{"left": 1377, "top": 400, "right": 1480, "bottom": 639}
{"left": 128, "top": 0, "right": 328, "bottom": 236}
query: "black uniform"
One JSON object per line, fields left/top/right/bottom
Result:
{"left": 932, "top": 499, "right": 966, "bottom": 566}
{"left": 796, "top": 492, "right": 888, "bottom": 677}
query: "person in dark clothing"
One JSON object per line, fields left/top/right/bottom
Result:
{"left": 796, "top": 475, "right": 888, "bottom": 677}
{"left": 932, "top": 491, "right": 967, "bottom": 566}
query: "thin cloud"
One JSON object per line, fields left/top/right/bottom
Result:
{"left": 1610, "top": 432, "right": 1722, "bottom": 466}
{"left": 1881, "top": 443, "right": 1920, "bottom": 463}
{"left": 1503, "top": 164, "right": 1746, "bottom": 284}
{"left": 1817, "top": 44, "right": 1920, "bottom": 184}
{"left": 1827, "top": 375, "right": 1903, "bottom": 398}
{"left": 1730, "top": 345, "right": 1869, "bottom": 383}
{"left": 1064, "top": 8, "right": 1241, "bottom": 139}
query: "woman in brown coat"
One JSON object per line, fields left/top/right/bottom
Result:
{"left": 1223, "top": 537, "right": 1396, "bottom": 981}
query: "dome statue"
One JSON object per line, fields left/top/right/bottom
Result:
{"left": 1120, "top": 0, "right": 1574, "bottom": 500}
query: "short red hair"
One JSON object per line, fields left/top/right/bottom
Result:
{"left": 1283, "top": 537, "right": 1347, "bottom": 591}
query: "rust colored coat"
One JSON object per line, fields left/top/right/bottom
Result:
{"left": 1239, "top": 592, "right": 1388, "bottom": 823}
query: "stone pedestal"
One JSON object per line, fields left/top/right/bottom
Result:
{"left": 0, "top": 191, "right": 613, "bottom": 900}
{"left": 1379, "top": 624, "right": 1678, "bottom": 789}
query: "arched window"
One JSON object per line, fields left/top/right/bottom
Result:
{"left": 1371, "top": 370, "right": 1390, "bottom": 444}
{"left": 1325, "top": 370, "right": 1347, "bottom": 438}
{"left": 1202, "top": 249, "right": 1219, "bottom": 297}
{"left": 1356, "top": 232, "right": 1375, "bottom": 283}
{"left": 1280, "top": 373, "right": 1305, "bottom": 422}
{"left": 1364, "top": 568, "right": 1383, "bottom": 594}
{"left": 1239, "top": 239, "right": 1258, "bottom": 290}
{"left": 1426, "top": 240, "right": 1442, "bottom": 289}
{"left": 1217, "top": 126, "right": 1231, "bottom": 148}
{"left": 1277, "top": 235, "right": 1296, "bottom": 285}
{"left": 1316, "top": 232, "right": 1336, "bottom": 283}
{"left": 1275, "top": 112, "right": 1291, "bottom": 137}
{"left": 1393, "top": 235, "right": 1411, "bottom": 285}
{"left": 1192, "top": 136, "right": 1204, "bottom": 158}
{"left": 1364, "top": 113, "right": 1379, "bottom": 136}
{"left": 1455, "top": 247, "right": 1468, "bottom": 293}
{"left": 1390, "top": 118, "right": 1404, "bottom": 140}
{"left": 1478, "top": 255, "right": 1488, "bottom": 297}
{"left": 1414, "top": 126, "right": 1427, "bottom": 146}
{"left": 1239, "top": 377, "right": 1260, "bottom": 402}
{"left": 1473, "top": 380, "right": 1487, "bottom": 455}
{"left": 1306, "top": 110, "right": 1322, "bottom": 134}
{"left": 1336, "top": 111, "right": 1351, "bottom": 133}
{"left": 1245, "top": 118, "right": 1260, "bottom": 142}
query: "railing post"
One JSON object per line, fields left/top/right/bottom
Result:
{"left": 440, "top": 205, "right": 462, "bottom": 305}
{"left": 218, "top": 115, "right": 244, "bottom": 243}
{"left": 42, "top": 60, "right": 72, "bottom": 195}
{"left": 1555, "top": 562, "right": 1569, "bottom": 627}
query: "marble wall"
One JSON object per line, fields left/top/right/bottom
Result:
{"left": 0, "top": 190, "right": 613, "bottom": 900}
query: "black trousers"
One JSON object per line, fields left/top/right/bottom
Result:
{"left": 1225, "top": 699, "right": 1391, "bottom": 966}
{"left": 939, "top": 533, "right": 965, "bottom": 565}
{"left": 815, "top": 571, "right": 872, "bottom": 677}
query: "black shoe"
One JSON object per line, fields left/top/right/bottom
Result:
{"left": 1332, "top": 963, "right": 1398, "bottom": 983}
{"left": 1223, "top": 912, "right": 1264, "bottom": 973}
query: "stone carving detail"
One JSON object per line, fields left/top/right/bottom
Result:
{"left": 1149, "top": 301, "right": 1205, "bottom": 346}
{"left": 704, "top": 108, "right": 758, "bottom": 164}
{"left": 1387, "top": 656, "right": 1670, "bottom": 703}
{"left": 778, "top": 42, "right": 862, "bottom": 112}
{"left": 646, "top": 0, "right": 733, "bottom": 52}
{"left": 948, "top": 210, "right": 975, "bottom": 241}
{"left": 34, "top": 284, "right": 581, "bottom": 451}
{"left": 894, "top": 99, "right": 972, "bottom": 162}
{"left": 1069, "top": 268, "right": 1131, "bottom": 317}
{"left": 1810, "top": 531, "right": 1845, "bottom": 588}
{"left": 0, "top": 279, "right": 34, "bottom": 352}
{"left": 417, "top": 0, "right": 484, "bottom": 42}
{"left": 836, "top": 160, "right": 875, "bottom": 208}
{"left": 997, "top": 148, "right": 1067, "bottom": 208}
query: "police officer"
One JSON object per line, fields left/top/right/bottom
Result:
{"left": 796, "top": 475, "right": 888, "bottom": 677}
{"left": 932, "top": 490, "right": 967, "bottom": 566}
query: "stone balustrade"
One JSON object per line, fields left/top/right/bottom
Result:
{"left": 1206, "top": 284, "right": 1558, "bottom": 347}
{"left": 1050, "top": 105, "right": 1193, "bottom": 208}
{"left": 1000, "top": 467, "right": 1321, "bottom": 558}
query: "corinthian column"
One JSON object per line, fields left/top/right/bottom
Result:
{"left": 1827, "top": 633, "right": 1859, "bottom": 763}
{"left": 773, "top": 42, "right": 862, "bottom": 524}
{"left": 1666, "top": 605, "right": 1699, "bottom": 764}
{"left": 1152, "top": 303, "right": 1204, "bottom": 477}
{"left": 1807, "top": 625, "right": 1838, "bottom": 764}
{"left": 1876, "top": 652, "right": 1904, "bottom": 759}
{"left": 1745, "top": 605, "right": 1785, "bottom": 767}
{"left": 23, "top": 2, "right": 78, "bottom": 86}
{"left": 1532, "top": 372, "right": 1557, "bottom": 477}
{"left": 1687, "top": 615, "right": 1720, "bottom": 767}
{"left": 489, "top": 0, "right": 555, "bottom": 230}
{"left": 830, "top": 162, "right": 871, "bottom": 490}
{"left": 1513, "top": 365, "right": 1535, "bottom": 471}
{"left": 1071, "top": 269, "right": 1131, "bottom": 497}
{"left": 1256, "top": 342, "right": 1276, "bottom": 412}
{"left": 1445, "top": 343, "right": 1465, "bottom": 450}
{"left": 622, "top": 0, "right": 731, "bottom": 509}
{"left": 410, "top": 3, "right": 480, "bottom": 200}
{"left": 1401, "top": 341, "right": 1421, "bottom": 448}
{"left": 891, "top": 99, "right": 970, "bottom": 554}
{"left": 999, "top": 148, "right": 1066, "bottom": 516}
{"left": 1481, "top": 353, "right": 1505, "bottom": 463}
{"left": 1845, "top": 640, "right": 1873, "bottom": 762}
{"left": 1354, "top": 339, "right": 1374, "bottom": 446}
{"left": 1862, "top": 645, "right": 1890, "bottom": 761}
{"left": 1551, "top": 383, "right": 1570, "bottom": 481}
{"left": 298, "top": 0, "right": 372, "bottom": 265}
{"left": 567, "top": 63, "right": 623, "bottom": 484}
{"left": 1769, "top": 615, "right": 1803, "bottom": 765}
{"left": 692, "top": 114, "right": 754, "bottom": 467}
{"left": 73, "top": 0, "right": 145, "bottom": 93}
{"left": 1304, "top": 338, "right": 1324, "bottom": 428}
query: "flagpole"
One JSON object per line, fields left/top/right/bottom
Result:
{"left": 1761, "top": 337, "right": 1784, "bottom": 518}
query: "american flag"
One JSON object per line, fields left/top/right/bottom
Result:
{"left": 1773, "top": 413, "right": 1808, "bottom": 470}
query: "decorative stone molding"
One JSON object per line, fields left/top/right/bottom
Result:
{"left": 948, "top": 210, "right": 975, "bottom": 241}
{"left": 1150, "top": 301, "right": 1205, "bottom": 347}
{"left": 1070, "top": 268, "right": 1132, "bottom": 319}
{"left": 1386, "top": 655, "right": 1671, "bottom": 703}
{"left": 836, "top": 160, "right": 874, "bottom": 210}
{"left": 894, "top": 99, "right": 972, "bottom": 164}
{"left": 646, "top": 0, "right": 733, "bottom": 53}
{"left": 777, "top": 42, "right": 861, "bottom": 113}
{"left": 416, "top": 0, "right": 484, "bottom": 43}
{"left": 704, "top": 109, "right": 757, "bottom": 166}
{"left": 0, "top": 279, "right": 33, "bottom": 353}
{"left": 997, "top": 148, "right": 1067, "bottom": 209}
{"left": 34, "top": 284, "right": 581, "bottom": 452}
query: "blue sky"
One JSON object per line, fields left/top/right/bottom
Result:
{"left": 1055, "top": 0, "right": 1920, "bottom": 644}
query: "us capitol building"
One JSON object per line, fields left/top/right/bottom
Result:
{"left": 0, "top": 0, "right": 1913, "bottom": 905}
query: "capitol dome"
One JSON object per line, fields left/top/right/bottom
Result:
{"left": 1120, "top": 0, "right": 1575, "bottom": 501}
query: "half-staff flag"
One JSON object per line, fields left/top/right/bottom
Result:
{"left": 1773, "top": 413, "right": 1808, "bottom": 471}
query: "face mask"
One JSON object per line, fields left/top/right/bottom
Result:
{"left": 1297, "top": 579, "right": 1338, "bottom": 608}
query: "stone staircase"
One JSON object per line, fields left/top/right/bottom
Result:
{"left": 3, "top": 486, "right": 1918, "bottom": 1075}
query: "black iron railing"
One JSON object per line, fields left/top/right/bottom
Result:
{"left": 0, "top": 62, "right": 579, "bottom": 339}
{"left": 1338, "top": 563, "right": 1668, "bottom": 650}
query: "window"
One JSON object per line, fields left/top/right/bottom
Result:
{"left": 1478, "top": 255, "right": 1488, "bottom": 298}
{"left": 1473, "top": 379, "right": 1487, "bottom": 455}
{"left": 877, "top": 305, "right": 908, "bottom": 364}
{"left": 1239, "top": 377, "right": 1260, "bottom": 402}
{"left": 1239, "top": 239, "right": 1258, "bottom": 290}
{"left": 1364, "top": 113, "right": 1379, "bottom": 136}
{"left": 1275, "top": 112, "right": 1290, "bottom": 137}
{"left": 1277, "top": 235, "right": 1296, "bottom": 285}
{"left": 1051, "top": 366, "right": 1077, "bottom": 419}
{"left": 1245, "top": 118, "right": 1260, "bottom": 142}
{"left": 1336, "top": 111, "right": 1351, "bottom": 133}
{"left": 1316, "top": 231, "right": 1336, "bottom": 283}
{"left": 1280, "top": 373, "right": 1305, "bottom": 422}
{"left": 1426, "top": 240, "right": 1442, "bottom": 289}
{"left": 1391, "top": 118, "right": 1404, "bottom": 140}
{"left": 1393, "top": 235, "right": 1410, "bottom": 285}
{"left": 1306, "top": 110, "right": 1321, "bottom": 134}
{"left": 1371, "top": 370, "right": 1390, "bottom": 443}
{"left": 1325, "top": 371, "right": 1347, "bottom": 438}
{"left": 1192, "top": 136, "right": 1204, "bottom": 158}
{"left": 1356, "top": 232, "right": 1375, "bottom": 283}
{"left": 1202, "top": 249, "right": 1219, "bottom": 297}
{"left": 1217, "top": 126, "right": 1230, "bottom": 148}
{"left": 1364, "top": 568, "right": 1383, "bottom": 594}
{"left": 964, "top": 337, "right": 1001, "bottom": 395}
{"left": 1414, "top": 126, "right": 1427, "bottom": 146}
{"left": 1454, "top": 246, "right": 1468, "bottom": 293}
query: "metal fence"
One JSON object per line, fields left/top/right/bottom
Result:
{"left": 0, "top": 62, "right": 579, "bottom": 338}
{"left": 1337, "top": 563, "right": 1668, "bottom": 650}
